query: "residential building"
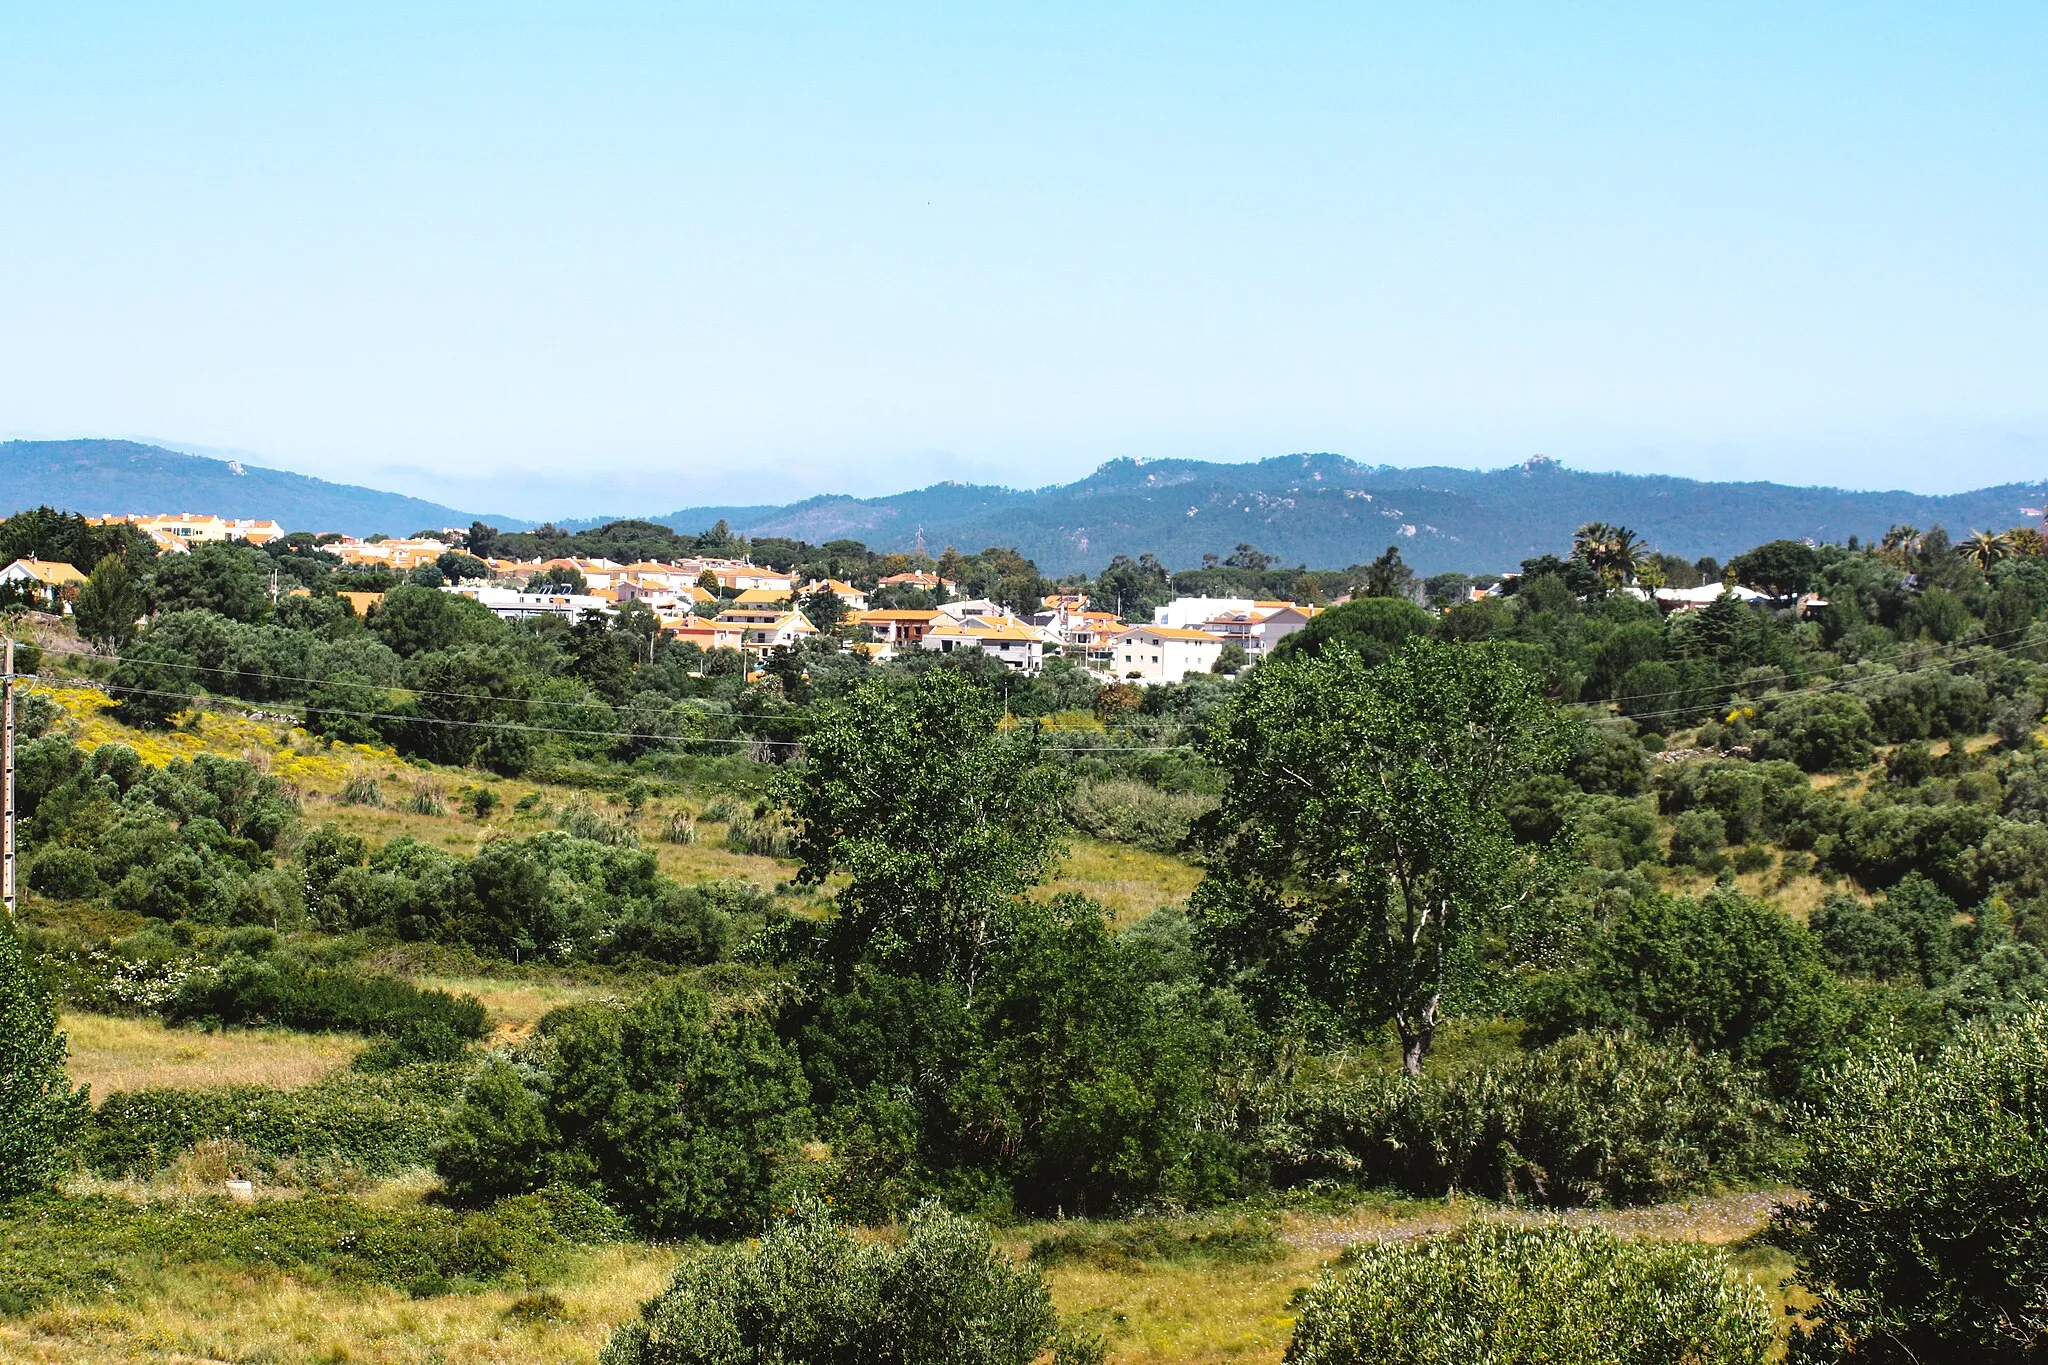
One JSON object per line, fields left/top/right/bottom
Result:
{"left": 1, "top": 557, "right": 87, "bottom": 611}
{"left": 337, "top": 591, "right": 386, "bottom": 618}
{"left": 730, "top": 586, "right": 795, "bottom": 609}
{"left": 332, "top": 537, "right": 452, "bottom": 571}
{"left": 664, "top": 621, "right": 746, "bottom": 654}
{"left": 444, "top": 584, "right": 614, "bottom": 621}
{"left": 799, "top": 578, "right": 870, "bottom": 612}
{"left": 848, "top": 608, "right": 943, "bottom": 657}
{"left": 695, "top": 561, "right": 796, "bottom": 593}
{"left": 1109, "top": 624, "right": 1226, "bottom": 683}
{"left": 934, "top": 597, "right": 1007, "bottom": 622}
{"left": 86, "top": 513, "right": 286, "bottom": 551}
{"left": 921, "top": 615, "right": 1053, "bottom": 672}
{"left": 1198, "top": 602, "right": 1317, "bottom": 657}
{"left": 1653, "top": 584, "right": 1771, "bottom": 613}
{"left": 713, "top": 606, "right": 818, "bottom": 657}
{"left": 1154, "top": 595, "right": 1255, "bottom": 629}
{"left": 878, "top": 570, "right": 956, "bottom": 596}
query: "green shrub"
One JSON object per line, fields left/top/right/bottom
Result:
{"left": 1670, "top": 809, "right": 1730, "bottom": 871}
{"left": 1777, "top": 1007, "right": 2048, "bottom": 1362}
{"left": 439, "top": 983, "right": 811, "bottom": 1239}
{"left": 26, "top": 847, "right": 102, "bottom": 900}
{"left": 0, "top": 1185, "right": 624, "bottom": 1316}
{"left": 0, "top": 924, "right": 90, "bottom": 1197}
{"left": 83, "top": 1067, "right": 460, "bottom": 1178}
{"left": 1029, "top": 1217, "right": 1282, "bottom": 1270}
{"left": 1062, "top": 779, "right": 1216, "bottom": 853}
{"left": 601, "top": 1200, "right": 1094, "bottom": 1365}
{"left": 723, "top": 812, "right": 792, "bottom": 857}
{"left": 338, "top": 774, "right": 383, "bottom": 806}
{"left": 1286, "top": 1224, "right": 1772, "bottom": 1365}
{"left": 400, "top": 783, "right": 448, "bottom": 816}
{"left": 1275, "top": 1032, "right": 1780, "bottom": 1207}
{"left": 166, "top": 954, "right": 487, "bottom": 1040}
{"left": 434, "top": 1058, "right": 554, "bottom": 1205}
{"left": 594, "top": 881, "right": 742, "bottom": 967}
{"left": 1755, "top": 694, "right": 1876, "bottom": 773}
{"left": 558, "top": 799, "right": 639, "bottom": 847}
{"left": 352, "top": 1018, "right": 471, "bottom": 1071}
{"left": 1527, "top": 887, "right": 1849, "bottom": 1099}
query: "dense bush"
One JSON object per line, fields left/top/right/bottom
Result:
{"left": 1273, "top": 1032, "right": 1781, "bottom": 1207}
{"left": 1286, "top": 1224, "right": 1772, "bottom": 1365}
{"left": 296, "top": 824, "right": 730, "bottom": 964}
{"left": 437, "top": 983, "right": 811, "bottom": 1239}
{"left": 1063, "top": 778, "right": 1216, "bottom": 852}
{"left": 1776, "top": 1008, "right": 2048, "bottom": 1362}
{"left": 165, "top": 954, "right": 486, "bottom": 1040}
{"left": 1755, "top": 694, "right": 1876, "bottom": 772}
{"left": 1528, "top": 888, "right": 1848, "bottom": 1098}
{"left": 0, "top": 1185, "right": 623, "bottom": 1315}
{"left": 0, "top": 924, "right": 90, "bottom": 1197}
{"left": 600, "top": 1200, "right": 1094, "bottom": 1365}
{"left": 84, "top": 1067, "right": 459, "bottom": 1178}
{"left": 793, "top": 896, "right": 1247, "bottom": 1220}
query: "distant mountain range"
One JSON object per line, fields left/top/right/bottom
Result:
{"left": 639, "top": 453, "right": 2048, "bottom": 575}
{"left": 0, "top": 439, "right": 524, "bottom": 538}
{"left": 7, "top": 439, "right": 2042, "bottom": 575}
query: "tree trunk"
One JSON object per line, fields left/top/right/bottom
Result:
{"left": 1395, "top": 995, "right": 1442, "bottom": 1076}
{"left": 1399, "top": 1027, "right": 1428, "bottom": 1077}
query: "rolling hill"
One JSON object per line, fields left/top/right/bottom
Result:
{"left": 646, "top": 453, "right": 2048, "bottom": 575}
{"left": 0, "top": 439, "right": 523, "bottom": 538}
{"left": 8, "top": 439, "right": 2040, "bottom": 574}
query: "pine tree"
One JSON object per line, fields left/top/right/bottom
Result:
{"left": 0, "top": 923, "right": 89, "bottom": 1197}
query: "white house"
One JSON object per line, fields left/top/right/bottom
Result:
{"left": 443, "top": 584, "right": 614, "bottom": 621}
{"left": 713, "top": 606, "right": 818, "bottom": 657}
{"left": 1110, "top": 624, "right": 1226, "bottom": 683}
{"left": 922, "top": 615, "right": 1051, "bottom": 672}
{"left": 1198, "top": 603, "right": 1317, "bottom": 657}
{"left": 1653, "top": 584, "right": 1771, "bottom": 613}
{"left": 934, "top": 597, "right": 1007, "bottom": 622}
{"left": 1153, "top": 596, "right": 1255, "bottom": 629}
{"left": 1, "top": 557, "right": 87, "bottom": 611}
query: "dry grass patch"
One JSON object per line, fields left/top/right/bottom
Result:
{"left": 62, "top": 1013, "right": 363, "bottom": 1101}
{"left": 1040, "top": 839, "right": 1202, "bottom": 927}
{"left": 412, "top": 979, "right": 617, "bottom": 1041}
{"left": 0, "top": 1243, "right": 681, "bottom": 1365}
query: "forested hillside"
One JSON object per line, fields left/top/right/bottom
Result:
{"left": 648, "top": 452, "right": 2048, "bottom": 575}
{"left": 0, "top": 439, "right": 519, "bottom": 536}
{"left": 3, "top": 506, "right": 2046, "bottom": 1362}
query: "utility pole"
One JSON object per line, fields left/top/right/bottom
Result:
{"left": 3, "top": 636, "right": 16, "bottom": 917}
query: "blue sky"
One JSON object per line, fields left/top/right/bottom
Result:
{"left": 3, "top": 3, "right": 2043, "bottom": 518}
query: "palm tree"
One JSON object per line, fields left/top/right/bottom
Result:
{"left": 1571, "top": 522, "right": 1649, "bottom": 589}
{"left": 1878, "top": 525, "right": 1922, "bottom": 569}
{"left": 2007, "top": 526, "right": 2046, "bottom": 558}
{"left": 1957, "top": 529, "right": 2012, "bottom": 574}
{"left": 1603, "top": 525, "right": 1648, "bottom": 587}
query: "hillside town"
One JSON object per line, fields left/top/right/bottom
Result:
{"left": 0, "top": 509, "right": 1849, "bottom": 686}
{"left": 0, "top": 511, "right": 1352, "bottom": 683}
